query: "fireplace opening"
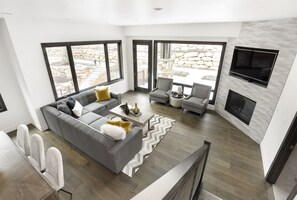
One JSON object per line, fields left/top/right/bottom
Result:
{"left": 225, "top": 90, "right": 256, "bottom": 125}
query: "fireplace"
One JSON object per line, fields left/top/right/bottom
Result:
{"left": 225, "top": 90, "right": 256, "bottom": 125}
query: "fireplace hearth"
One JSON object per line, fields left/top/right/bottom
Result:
{"left": 225, "top": 90, "right": 256, "bottom": 125}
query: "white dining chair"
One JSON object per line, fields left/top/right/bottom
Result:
{"left": 43, "top": 147, "right": 72, "bottom": 199}
{"left": 28, "top": 134, "right": 46, "bottom": 172}
{"left": 16, "top": 124, "right": 30, "bottom": 156}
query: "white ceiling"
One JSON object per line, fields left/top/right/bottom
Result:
{"left": 0, "top": 0, "right": 297, "bottom": 26}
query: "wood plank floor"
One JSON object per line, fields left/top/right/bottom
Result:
{"left": 9, "top": 91, "right": 274, "bottom": 200}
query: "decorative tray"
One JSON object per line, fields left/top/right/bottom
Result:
{"left": 129, "top": 110, "right": 142, "bottom": 116}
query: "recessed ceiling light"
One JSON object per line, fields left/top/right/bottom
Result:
{"left": 154, "top": 7, "right": 163, "bottom": 11}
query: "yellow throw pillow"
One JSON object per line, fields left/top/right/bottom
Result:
{"left": 95, "top": 86, "right": 111, "bottom": 102}
{"left": 107, "top": 120, "right": 131, "bottom": 133}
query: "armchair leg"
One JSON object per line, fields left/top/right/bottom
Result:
{"left": 60, "top": 188, "right": 73, "bottom": 200}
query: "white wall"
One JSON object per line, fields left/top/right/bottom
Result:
{"left": 4, "top": 17, "right": 128, "bottom": 131}
{"left": 261, "top": 54, "right": 297, "bottom": 175}
{"left": 273, "top": 146, "right": 297, "bottom": 199}
{"left": 0, "top": 19, "right": 32, "bottom": 132}
{"left": 124, "top": 22, "right": 242, "bottom": 91}
{"left": 124, "top": 22, "right": 241, "bottom": 37}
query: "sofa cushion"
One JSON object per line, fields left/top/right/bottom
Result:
{"left": 149, "top": 90, "right": 168, "bottom": 99}
{"left": 98, "top": 98, "right": 118, "bottom": 110}
{"left": 183, "top": 97, "right": 205, "bottom": 109}
{"left": 84, "top": 102, "right": 106, "bottom": 114}
{"left": 77, "top": 112, "right": 102, "bottom": 125}
{"left": 71, "top": 89, "right": 97, "bottom": 106}
{"left": 82, "top": 108, "right": 91, "bottom": 115}
{"left": 89, "top": 117, "right": 109, "bottom": 131}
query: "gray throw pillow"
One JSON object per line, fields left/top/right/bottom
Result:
{"left": 66, "top": 97, "right": 76, "bottom": 109}
{"left": 57, "top": 100, "right": 72, "bottom": 115}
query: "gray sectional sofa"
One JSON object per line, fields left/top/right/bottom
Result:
{"left": 41, "top": 88, "right": 143, "bottom": 174}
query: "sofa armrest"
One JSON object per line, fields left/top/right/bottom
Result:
{"left": 41, "top": 106, "right": 63, "bottom": 136}
{"left": 107, "top": 127, "right": 143, "bottom": 173}
{"left": 202, "top": 98, "right": 209, "bottom": 105}
{"left": 167, "top": 90, "right": 172, "bottom": 96}
{"left": 110, "top": 92, "right": 122, "bottom": 104}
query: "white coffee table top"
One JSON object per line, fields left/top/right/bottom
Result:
{"left": 109, "top": 105, "right": 154, "bottom": 127}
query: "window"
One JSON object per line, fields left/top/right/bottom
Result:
{"left": 46, "top": 47, "right": 75, "bottom": 98}
{"left": 71, "top": 44, "right": 107, "bottom": 90}
{"left": 107, "top": 43, "right": 121, "bottom": 80}
{"left": 154, "top": 41, "right": 226, "bottom": 104}
{"left": 42, "top": 41, "right": 123, "bottom": 100}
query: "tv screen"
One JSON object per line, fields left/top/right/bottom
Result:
{"left": 230, "top": 46, "right": 279, "bottom": 86}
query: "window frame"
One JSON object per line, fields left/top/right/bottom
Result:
{"left": 153, "top": 40, "right": 226, "bottom": 105}
{"left": 41, "top": 40, "right": 123, "bottom": 100}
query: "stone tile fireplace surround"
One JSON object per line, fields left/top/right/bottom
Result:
{"left": 215, "top": 18, "right": 297, "bottom": 143}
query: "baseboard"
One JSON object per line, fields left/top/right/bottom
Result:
{"left": 4, "top": 119, "right": 32, "bottom": 134}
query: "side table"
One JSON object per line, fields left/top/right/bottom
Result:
{"left": 169, "top": 95, "right": 184, "bottom": 108}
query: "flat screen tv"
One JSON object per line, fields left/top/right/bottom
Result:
{"left": 230, "top": 46, "right": 279, "bottom": 86}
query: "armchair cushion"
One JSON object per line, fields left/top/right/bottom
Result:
{"left": 191, "top": 83, "right": 212, "bottom": 99}
{"left": 157, "top": 77, "right": 173, "bottom": 91}
{"left": 183, "top": 97, "right": 205, "bottom": 109}
{"left": 149, "top": 90, "right": 168, "bottom": 99}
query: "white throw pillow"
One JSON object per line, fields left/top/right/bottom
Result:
{"left": 101, "top": 124, "right": 126, "bottom": 140}
{"left": 72, "top": 100, "right": 83, "bottom": 117}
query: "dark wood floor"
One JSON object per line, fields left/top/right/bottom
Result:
{"left": 10, "top": 91, "right": 274, "bottom": 200}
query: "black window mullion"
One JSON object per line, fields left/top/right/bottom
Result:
{"left": 104, "top": 43, "right": 111, "bottom": 82}
{"left": 42, "top": 46, "right": 59, "bottom": 100}
{"left": 42, "top": 40, "right": 123, "bottom": 100}
{"left": 118, "top": 42, "right": 123, "bottom": 79}
{"left": 66, "top": 46, "right": 79, "bottom": 92}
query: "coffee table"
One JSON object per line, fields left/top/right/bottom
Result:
{"left": 109, "top": 105, "right": 154, "bottom": 135}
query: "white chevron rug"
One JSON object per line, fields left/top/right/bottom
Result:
{"left": 121, "top": 114, "right": 175, "bottom": 177}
